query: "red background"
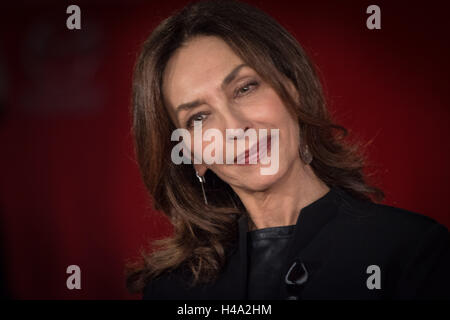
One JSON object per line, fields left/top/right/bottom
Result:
{"left": 0, "top": 0, "right": 449, "bottom": 299}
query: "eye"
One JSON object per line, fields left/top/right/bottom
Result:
{"left": 186, "top": 112, "right": 209, "bottom": 129}
{"left": 234, "top": 81, "right": 259, "bottom": 98}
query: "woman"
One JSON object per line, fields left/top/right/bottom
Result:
{"left": 126, "top": 0, "right": 449, "bottom": 300}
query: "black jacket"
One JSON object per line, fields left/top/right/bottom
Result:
{"left": 143, "top": 186, "right": 450, "bottom": 300}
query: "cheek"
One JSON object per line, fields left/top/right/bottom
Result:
{"left": 259, "top": 96, "right": 300, "bottom": 154}
{"left": 282, "top": 117, "right": 300, "bottom": 157}
{"left": 189, "top": 129, "right": 225, "bottom": 165}
{"left": 247, "top": 89, "right": 292, "bottom": 125}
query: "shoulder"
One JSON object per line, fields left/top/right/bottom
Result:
{"left": 142, "top": 267, "right": 195, "bottom": 300}
{"left": 330, "top": 189, "right": 449, "bottom": 264}
{"left": 360, "top": 203, "right": 450, "bottom": 298}
{"left": 329, "top": 190, "right": 450, "bottom": 298}
{"left": 142, "top": 274, "right": 181, "bottom": 300}
{"left": 335, "top": 189, "right": 448, "bottom": 238}
{"left": 142, "top": 263, "right": 229, "bottom": 300}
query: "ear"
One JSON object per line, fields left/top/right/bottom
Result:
{"left": 194, "top": 164, "right": 207, "bottom": 176}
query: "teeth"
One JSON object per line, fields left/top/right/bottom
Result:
{"left": 232, "top": 130, "right": 272, "bottom": 164}
{"left": 236, "top": 134, "right": 270, "bottom": 164}
{"left": 247, "top": 147, "right": 258, "bottom": 164}
{"left": 236, "top": 142, "right": 257, "bottom": 164}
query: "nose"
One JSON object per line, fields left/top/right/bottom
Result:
{"left": 222, "top": 109, "right": 253, "bottom": 141}
{"left": 226, "top": 126, "right": 252, "bottom": 141}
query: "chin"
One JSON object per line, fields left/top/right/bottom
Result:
{"left": 232, "top": 164, "right": 287, "bottom": 191}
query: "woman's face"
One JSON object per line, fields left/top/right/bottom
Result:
{"left": 163, "top": 35, "right": 303, "bottom": 193}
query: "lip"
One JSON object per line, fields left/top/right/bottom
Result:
{"left": 234, "top": 134, "right": 271, "bottom": 165}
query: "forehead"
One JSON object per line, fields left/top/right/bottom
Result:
{"left": 162, "top": 36, "right": 244, "bottom": 109}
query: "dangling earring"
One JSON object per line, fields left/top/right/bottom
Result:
{"left": 195, "top": 171, "right": 208, "bottom": 205}
{"left": 300, "top": 144, "right": 313, "bottom": 165}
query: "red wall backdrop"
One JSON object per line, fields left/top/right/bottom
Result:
{"left": 0, "top": 0, "right": 448, "bottom": 299}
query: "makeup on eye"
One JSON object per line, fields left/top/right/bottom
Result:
{"left": 182, "top": 77, "right": 260, "bottom": 129}
{"left": 186, "top": 112, "right": 209, "bottom": 129}
{"left": 233, "top": 80, "right": 259, "bottom": 98}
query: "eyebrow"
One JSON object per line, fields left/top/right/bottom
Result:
{"left": 175, "top": 63, "right": 248, "bottom": 116}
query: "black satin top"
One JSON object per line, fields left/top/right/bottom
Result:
{"left": 246, "top": 224, "right": 296, "bottom": 300}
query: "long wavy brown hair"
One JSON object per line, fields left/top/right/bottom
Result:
{"left": 125, "top": 0, "right": 384, "bottom": 293}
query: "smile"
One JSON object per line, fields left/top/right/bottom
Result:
{"left": 235, "top": 134, "right": 272, "bottom": 165}
{"left": 170, "top": 121, "right": 280, "bottom": 175}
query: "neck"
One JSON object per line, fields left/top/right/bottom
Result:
{"left": 234, "top": 159, "right": 330, "bottom": 231}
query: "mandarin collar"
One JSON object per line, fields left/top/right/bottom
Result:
{"left": 237, "top": 185, "right": 343, "bottom": 240}
{"left": 235, "top": 185, "right": 345, "bottom": 298}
